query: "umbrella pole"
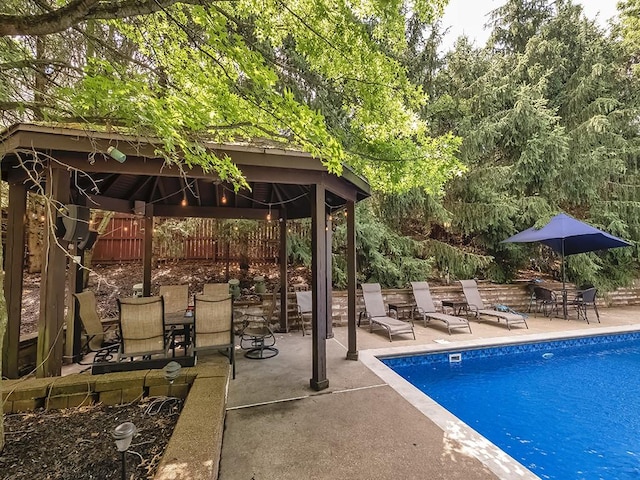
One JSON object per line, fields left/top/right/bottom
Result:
{"left": 562, "top": 242, "right": 567, "bottom": 320}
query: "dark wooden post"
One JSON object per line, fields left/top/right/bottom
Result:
{"left": 310, "top": 184, "right": 328, "bottom": 391}
{"left": 278, "top": 211, "right": 288, "bottom": 332}
{"left": 3, "top": 181, "right": 27, "bottom": 378}
{"left": 346, "top": 200, "right": 358, "bottom": 360}
{"left": 143, "top": 203, "right": 153, "bottom": 296}
{"left": 325, "top": 212, "right": 333, "bottom": 339}
{"left": 37, "top": 166, "right": 70, "bottom": 377}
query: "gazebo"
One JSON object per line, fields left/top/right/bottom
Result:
{"left": 0, "top": 123, "right": 370, "bottom": 391}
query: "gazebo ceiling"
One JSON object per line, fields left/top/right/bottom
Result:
{"left": 0, "top": 123, "right": 370, "bottom": 220}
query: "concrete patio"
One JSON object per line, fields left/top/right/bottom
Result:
{"left": 218, "top": 306, "right": 640, "bottom": 480}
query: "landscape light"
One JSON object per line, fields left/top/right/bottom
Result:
{"left": 113, "top": 421, "right": 136, "bottom": 480}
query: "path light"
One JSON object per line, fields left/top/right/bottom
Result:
{"left": 163, "top": 360, "right": 182, "bottom": 385}
{"left": 113, "top": 421, "right": 136, "bottom": 480}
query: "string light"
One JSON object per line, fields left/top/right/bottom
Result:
{"left": 181, "top": 195, "right": 188, "bottom": 207}
{"left": 221, "top": 192, "right": 227, "bottom": 204}
{"left": 266, "top": 204, "right": 272, "bottom": 222}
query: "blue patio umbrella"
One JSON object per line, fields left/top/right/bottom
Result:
{"left": 502, "top": 213, "right": 632, "bottom": 317}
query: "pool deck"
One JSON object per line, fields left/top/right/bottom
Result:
{"left": 218, "top": 306, "right": 640, "bottom": 480}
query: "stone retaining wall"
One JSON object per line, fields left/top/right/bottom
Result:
{"left": 1, "top": 362, "right": 230, "bottom": 480}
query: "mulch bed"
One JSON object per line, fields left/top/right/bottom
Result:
{"left": 0, "top": 398, "right": 180, "bottom": 479}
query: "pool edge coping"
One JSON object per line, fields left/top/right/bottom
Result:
{"left": 359, "top": 324, "right": 640, "bottom": 480}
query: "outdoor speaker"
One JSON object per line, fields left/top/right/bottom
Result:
{"left": 59, "top": 205, "right": 90, "bottom": 243}
{"left": 77, "top": 230, "right": 98, "bottom": 250}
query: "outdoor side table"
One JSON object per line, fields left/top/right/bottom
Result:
{"left": 441, "top": 300, "right": 468, "bottom": 316}
{"left": 388, "top": 303, "right": 415, "bottom": 320}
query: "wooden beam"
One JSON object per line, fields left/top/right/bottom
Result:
{"left": 278, "top": 213, "right": 288, "bottom": 332}
{"left": 143, "top": 204, "right": 154, "bottom": 297}
{"left": 87, "top": 194, "right": 133, "bottom": 214}
{"left": 2, "top": 181, "right": 27, "bottom": 378}
{"left": 346, "top": 200, "right": 358, "bottom": 360}
{"left": 153, "top": 204, "right": 277, "bottom": 219}
{"left": 37, "top": 166, "right": 69, "bottom": 377}
{"left": 326, "top": 212, "right": 333, "bottom": 339}
{"left": 310, "top": 184, "right": 329, "bottom": 391}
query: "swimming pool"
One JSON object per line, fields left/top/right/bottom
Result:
{"left": 375, "top": 332, "right": 640, "bottom": 479}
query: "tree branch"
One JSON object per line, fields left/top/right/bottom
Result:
{"left": 0, "top": 0, "right": 205, "bottom": 37}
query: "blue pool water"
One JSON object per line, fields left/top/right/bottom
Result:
{"left": 383, "top": 334, "right": 640, "bottom": 479}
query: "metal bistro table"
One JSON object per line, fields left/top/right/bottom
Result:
{"left": 165, "top": 311, "right": 194, "bottom": 357}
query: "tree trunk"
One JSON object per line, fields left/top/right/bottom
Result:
{"left": 26, "top": 196, "right": 44, "bottom": 273}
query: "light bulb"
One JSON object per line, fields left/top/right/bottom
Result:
{"left": 221, "top": 193, "right": 227, "bottom": 204}
{"left": 181, "top": 198, "right": 187, "bottom": 207}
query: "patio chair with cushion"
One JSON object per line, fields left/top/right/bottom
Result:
{"left": 459, "top": 279, "right": 528, "bottom": 330}
{"left": 72, "top": 290, "right": 120, "bottom": 364}
{"left": 294, "top": 290, "right": 312, "bottom": 336}
{"left": 410, "top": 281, "right": 472, "bottom": 335}
{"left": 361, "top": 283, "right": 415, "bottom": 342}
{"left": 117, "top": 296, "right": 169, "bottom": 361}
{"left": 569, "top": 287, "right": 600, "bottom": 324}
{"left": 191, "top": 294, "right": 235, "bottom": 378}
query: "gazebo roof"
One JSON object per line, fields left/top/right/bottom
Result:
{"left": 0, "top": 123, "right": 370, "bottom": 219}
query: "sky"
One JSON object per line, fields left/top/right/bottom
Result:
{"left": 440, "top": 0, "right": 620, "bottom": 49}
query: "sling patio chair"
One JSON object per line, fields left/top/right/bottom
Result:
{"left": 117, "top": 296, "right": 169, "bottom": 361}
{"left": 191, "top": 294, "right": 235, "bottom": 378}
{"left": 410, "top": 281, "right": 472, "bottom": 335}
{"left": 459, "top": 279, "right": 528, "bottom": 330}
{"left": 361, "top": 283, "right": 415, "bottom": 342}
{"left": 159, "top": 284, "right": 190, "bottom": 354}
{"left": 294, "top": 290, "right": 312, "bottom": 336}
{"left": 72, "top": 290, "right": 120, "bottom": 364}
{"left": 203, "top": 283, "right": 230, "bottom": 297}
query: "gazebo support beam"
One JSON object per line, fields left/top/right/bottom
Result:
{"left": 346, "top": 200, "right": 358, "bottom": 360}
{"left": 37, "top": 166, "right": 69, "bottom": 377}
{"left": 278, "top": 211, "right": 288, "bottom": 332}
{"left": 310, "top": 184, "right": 328, "bottom": 391}
{"left": 143, "top": 203, "right": 153, "bottom": 296}
{"left": 2, "top": 181, "right": 27, "bottom": 378}
{"left": 325, "top": 212, "right": 333, "bottom": 339}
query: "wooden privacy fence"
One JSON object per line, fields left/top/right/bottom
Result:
{"left": 92, "top": 214, "right": 309, "bottom": 264}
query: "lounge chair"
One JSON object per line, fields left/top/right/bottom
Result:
{"left": 361, "top": 283, "right": 415, "bottom": 342}
{"left": 410, "top": 282, "right": 472, "bottom": 335}
{"left": 459, "top": 279, "right": 528, "bottom": 330}
{"left": 72, "top": 290, "right": 120, "bottom": 363}
{"left": 191, "top": 294, "right": 235, "bottom": 378}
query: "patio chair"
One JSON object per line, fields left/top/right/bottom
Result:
{"left": 240, "top": 290, "right": 278, "bottom": 359}
{"left": 159, "top": 284, "right": 189, "bottom": 314}
{"left": 192, "top": 294, "right": 235, "bottom": 378}
{"left": 410, "top": 282, "right": 472, "bottom": 335}
{"left": 117, "top": 296, "right": 169, "bottom": 361}
{"left": 159, "top": 285, "right": 189, "bottom": 354}
{"left": 459, "top": 279, "right": 528, "bottom": 330}
{"left": 294, "top": 290, "right": 312, "bottom": 336}
{"left": 72, "top": 290, "right": 119, "bottom": 364}
{"left": 361, "top": 283, "right": 415, "bottom": 342}
{"left": 569, "top": 287, "right": 600, "bottom": 324}
{"left": 533, "top": 286, "right": 559, "bottom": 318}
{"left": 203, "top": 283, "right": 229, "bottom": 297}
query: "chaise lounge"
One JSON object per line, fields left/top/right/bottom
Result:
{"left": 459, "top": 279, "right": 528, "bottom": 330}
{"left": 361, "top": 283, "right": 416, "bottom": 342}
{"left": 410, "top": 281, "right": 472, "bottom": 335}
